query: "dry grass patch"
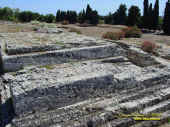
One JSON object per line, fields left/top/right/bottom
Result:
{"left": 102, "top": 31, "right": 125, "bottom": 40}
{"left": 0, "top": 24, "right": 34, "bottom": 33}
{"left": 141, "top": 41, "right": 158, "bottom": 54}
{"left": 69, "top": 28, "right": 82, "bottom": 34}
{"left": 122, "top": 26, "right": 142, "bottom": 38}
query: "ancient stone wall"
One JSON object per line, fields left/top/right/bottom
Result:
{"left": 3, "top": 44, "right": 126, "bottom": 72}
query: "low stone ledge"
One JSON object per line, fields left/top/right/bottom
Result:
{"left": 6, "top": 44, "right": 64, "bottom": 55}
{"left": 11, "top": 72, "right": 114, "bottom": 116}
{"left": 3, "top": 44, "right": 126, "bottom": 72}
{"left": 127, "top": 47, "right": 160, "bottom": 67}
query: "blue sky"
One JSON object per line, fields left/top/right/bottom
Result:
{"left": 0, "top": 0, "right": 167, "bottom": 16}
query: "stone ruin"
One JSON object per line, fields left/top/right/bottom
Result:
{"left": 0, "top": 28, "right": 170, "bottom": 127}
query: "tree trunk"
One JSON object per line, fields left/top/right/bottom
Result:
{"left": 0, "top": 46, "right": 4, "bottom": 75}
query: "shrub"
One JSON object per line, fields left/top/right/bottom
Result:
{"left": 69, "top": 28, "right": 82, "bottom": 34}
{"left": 62, "top": 20, "right": 69, "bottom": 25}
{"left": 122, "top": 26, "right": 142, "bottom": 38}
{"left": 31, "top": 20, "right": 40, "bottom": 25}
{"left": 79, "top": 22, "right": 91, "bottom": 27}
{"left": 102, "top": 31, "right": 125, "bottom": 40}
{"left": 33, "top": 27, "right": 39, "bottom": 31}
{"left": 141, "top": 41, "right": 157, "bottom": 53}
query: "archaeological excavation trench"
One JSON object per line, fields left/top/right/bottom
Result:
{"left": 0, "top": 30, "right": 170, "bottom": 127}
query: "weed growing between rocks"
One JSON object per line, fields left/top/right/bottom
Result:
{"left": 62, "top": 20, "right": 69, "bottom": 25}
{"left": 69, "top": 28, "right": 82, "bottom": 34}
{"left": 102, "top": 31, "right": 125, "bottom": 40}
{"left": 39, "top": 65, "right": 55, "bottom": 70}
{"left": 102, "top": 26, "right": 142, "bottom": 41}
{"left": 56, "top": 41, "right": 65, "bottom": 46}
{"left": 122, "top": 26, "right": 142, "bottom": 38}
{"left": 141, "top": 41, "right": 157, "bottom": 54}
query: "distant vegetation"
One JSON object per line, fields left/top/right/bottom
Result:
{"left": 163, "top": 0, "right": 170, "bottom": 35}
{"left": 102, "top": 26, "right": 142, "bottom": 40}
{"left": 104, "top": 0, "right": 159, "bottom": 29}
{"left": 0, "top": 0, "right": 170, "bottom": 34}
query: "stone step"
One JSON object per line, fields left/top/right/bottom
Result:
{"left": 11, "top": 82, "right": 170, "bottom": 127}
{"left": 117, "top": 87, "right": 170, "bottom": 114}
{"left": 52, "top": 98, "right": 170, "bottom": 127}
{"left": 3, "top": 44, "right": 125, "bottom": 72}
{"left": 10, "top": 63, "right": 170, "bottom": 117}
{"left": 11, "top": 84, "right": 167, "bottom": 127}
{"left": 100, "top": 100, "right": 170, "bottom": 127}
{"left": 12, "top": 83, "right": 168, "bottom": 122}
{"left": 12, "top": 71, "right": 115, "bottom": 116}
{"left": 130, "top": 110, "right": 170, "bottom": 127}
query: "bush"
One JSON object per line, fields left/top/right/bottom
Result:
{"left": 141, "top": 41, "right": 157, "bottom": 53}
{"left": 122, "top": 26, "right": 142, "bottom": 38}
{"left": 69, "top": 28, "right": 82, "bottom": 34}
{"left": 79, "top": 22, "right": 91, "bottom": 27}
{"left": 31, "top": 20, "right": 40, "bottom": 25}
{"left": 62, "top": 20, "right": 69, "bottom": 25}
{"left": 102, "top": 31, "right": 125, "bottom": 40}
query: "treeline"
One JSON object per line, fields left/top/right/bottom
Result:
{"left": 56, "top": 5, "right": 99, "bottom": 25}
{"left": 0, "top": 0, "right": 170, "bottom": 34}
{"left": 104, "top": 0, "right": 159, "bottom": 29}
{"left": 0, "top": 7, "right": 56, "bottom": 23}
{"left": 0, "top": 4, "right": 99, "bottom": 25}
{"left": 163, "top": 0, "right": 170, "bottom": 35}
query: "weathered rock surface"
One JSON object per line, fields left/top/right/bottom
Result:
{"left": 0, "top": 27, "right": 170, "bottom": 127}
{"left": 1, "top": 32, "right": 110, "bottom": 55}
{"left": 3, "top": 44, "right": 126, "bottom": 72}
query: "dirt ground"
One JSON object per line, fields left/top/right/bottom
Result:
{"left": 57, "top": 24, "right": 170, "bottom": 47}
{"left": 0, "top": 23, "right": 34, "bottom": 33}
{"left": 57, "top": 24, "right": 126, "bottom": 38}
{"left": 159, "top": 123, "right": 170, "bottom": 127}
{"left": 0, "top": 22, "right": 170, "bottom": 48}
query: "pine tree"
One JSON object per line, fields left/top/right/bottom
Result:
{"left": 56, "top": 10, "right": 61, "bottom": 22}
{"left": 143, "top": 0, "right": 149, "bottom": 28}
{"left": 148, "top": 3, "right": 154, "bottom": 29}
{"left": 163, "top": 0, "right": 170, "bottom": 35}
{"left": 85, "top": 4, "right": 93, "bottom": 23}
{"left": 153, "top": 0, "right": 159, "bottom": 29}
{"left": 104, "top": 12, "right": 113, "bottom": 24}
{"left": 127, "top": 6, "right": 141, "bottom": 26}
{"left": 90, "top": 10, "right": 99, "bottom": 25}
{"left": 113, "top": 4, "right": 127, "bottom": 25}
{"left": 78, "top": 9, "right": 86, "bottom": 23}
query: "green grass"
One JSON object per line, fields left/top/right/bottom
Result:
{"left": 56, "top": 41, "right": 65, "bottom": 46}
{"left": 39, "top": 65, "right": 55, "bottom": 70}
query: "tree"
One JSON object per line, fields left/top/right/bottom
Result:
{"left": 163, "top": 0, "right": 170, "bottom": 35}
{"left": 0, "top": 7, "right": 14, "bottom": 21}
{"left": 78, "top": 9, "right": 86, "bottom": 23}
{"left": 44, "top": 14, "right": 55, "bottom": 23}
{"left": 127, "top": 6, "right": 141, "bottom": 26}
{"left": 153, "top": 0, "right": 159, "bottom": 29}
{"left": 90, "top": 10, "right": 99, "bottom": 25}
{"left": 113, "top": 4, "right": 127, "bottom": 25}
{"left": 85, "top": 4, "right": 93, "bottom": 22}
{"left": 78, "top": 4, "right": 99, "bottom": 25}
{"left": 148, "top": 3, "right": 155, "bottom": 29}
{"left": 104, "top": 12, "right": 113, "bottom": 24}
{"left": 142, "top": 0, "right": 149, "bottom": 28}
{"left": 18, "top": 11, "right": 33, "bottom": 22}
